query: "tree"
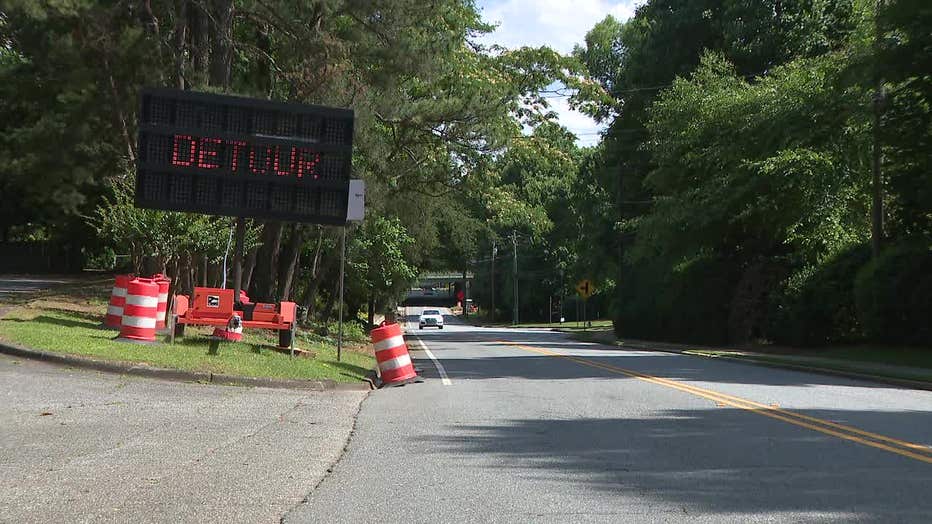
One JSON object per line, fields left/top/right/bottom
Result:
{"left": 347, "top": 216, "right": 418, "bottom": 330}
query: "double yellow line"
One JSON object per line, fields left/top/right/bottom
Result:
{"left": 499, "top": 341, "right": 932, "bottom": 465}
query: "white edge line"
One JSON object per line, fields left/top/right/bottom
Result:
{"left": 411, "top": 335, "right": 452, "bottom": 386}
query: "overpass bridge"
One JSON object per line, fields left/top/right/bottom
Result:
{"left": 403, "top": 271, "right": 475, "bottom": 307}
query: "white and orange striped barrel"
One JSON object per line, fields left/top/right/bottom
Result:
{"left": 370, "top": 322, "right": 418, "bottom": 385}
{"left": 151, "top": 274, "right": 171, "bottom": 330}
{"left": 104, "top": 274, "right": 132, "bottom": 328}
{"left": 119, "top": 278, "right": 159, "bottom": 342}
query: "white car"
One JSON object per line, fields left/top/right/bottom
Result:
{"left": 419, "top": 309, "right": 444, "bottom": 329}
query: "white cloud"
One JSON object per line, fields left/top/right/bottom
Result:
{"left": 478, "top": 0, "right": 639, "bottom": 54}
{"left": 547, "top": 95, "right": 603, "bottom": 147}
{"left": 476, "top": 0, "right": 641, "bottom": 145}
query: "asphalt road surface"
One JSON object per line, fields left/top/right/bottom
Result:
{"left": 288, "top": 307, "right": 932, "bottom": 523}
{"left": 0, "top": 276, "right": 71, "bottom": 303}
{"left": 0, "top": 356, "right": 367, "bottom": 523}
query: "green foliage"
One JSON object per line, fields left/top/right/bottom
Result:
{"left": 768, "top": 245, "right": 871, "bottom": 346}
{"left": 641, "top": 51, "right": 870, "bottom": 266}
{"left": 615, "top": 253, "right": 734, "bottom": 345}
{"left": 855, "top": 240, "right": 932, "bottom": 346}
{"left": 348, "top": 216, "right": 418, "bottom": 308}
{"left": 90, "top": 176, "right": 257, "bottom": 272}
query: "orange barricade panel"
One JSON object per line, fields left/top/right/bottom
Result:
{"left": 251, "top": 303, "right": 278, "bottom": 323}
{"left": 279, "top": 302, "right": 296, "bottom": 324}
{"left": 174, "top": 295, "right": 189, "bottom": 317}
{"left": 191, "top": 288, "right": 234, "bottom": 319}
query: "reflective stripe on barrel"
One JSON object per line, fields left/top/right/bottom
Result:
{"left": 370, "top": 322, "right": 417, "bottom": 385}
{"left": 120, "top": 278, "right": 159, "bottom": 342}
{"left": 104, "top": 274, "right": 132, "bottom": 328}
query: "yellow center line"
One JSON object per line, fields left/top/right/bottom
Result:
{"left": 498, "top": 341, "right": 932, "bottom": 465}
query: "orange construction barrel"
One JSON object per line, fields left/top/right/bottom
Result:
{"left": 151, "top": 274, "right": 171, "bottom": 330}
{"left": 370, "top": 322, "right": 418, "bottom": 385}
{"left": 104, "top": 274, "right": 132, "bottom": 328}
{"left": 119, "top": 278, "right": 159, "bottom": 342}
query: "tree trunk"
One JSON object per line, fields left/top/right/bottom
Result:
{"left": 255, "top": 22, "right": 273, "bottom": 96}
{"left": 188, "top": 0, "right": 209, "bottom": 87}
{"left": 367, "top": 293, "right": 375, "bottom": 331}
{"left": 200, "top": 254, "right": 208, "bottom": 286}
{"left": 250, "top": 221, "right": 283, "bottom": 302}
{"left": 242, "top": 247, "right": 258, "bottom": 292}
{"left": 208, "top": 0, "right": 234, "bottom": 88}
{"left": 319, "top": 270, "right": 341, "bottom": 323}
{"left": 299, "top": 229, "right": 326, "bottom": 322}
{"left": 278, "top": 223, "right": 304, "bottom": 301}
{"left": 172, "top": 0, "right": 188, "bottom": 89}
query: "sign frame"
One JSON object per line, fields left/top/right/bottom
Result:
{"left": 135, "top": 87, "right": 355, "bottom": 225}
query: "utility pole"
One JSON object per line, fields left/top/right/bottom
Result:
{"left": 512, "top": 231, "right": 518, "bottom": 325}
{"left": 490, "top": 242, "right": 496, "bottom": 322}
{"left": 560, "top": 268, "right": 565, "bottom": 323}
{"left": 337, "top": 225, "right": 346, "bottom": 362}
{"left": 871, "top": 0, "right": 886, "bottom": 258}
{"left": 462, "top": 266, "right": 468, "bottom": 319}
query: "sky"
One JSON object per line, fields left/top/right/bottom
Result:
{"left": 475, "top": 0, "right": 641, "bottom": 146}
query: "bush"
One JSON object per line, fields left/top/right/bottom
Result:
{"left": 855, "top": 240, "right": 932, "bottom": 346}
{"left": 768, "top": 245, "right": 871, "bottom": 346}
{"left": 615, "top": 255, "right": 734, "bottom": 345}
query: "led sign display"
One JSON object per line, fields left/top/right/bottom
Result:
{"left": 136, "top": 88, "right": 354, "bottom": 224}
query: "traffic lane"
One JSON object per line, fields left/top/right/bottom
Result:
{"left": 484, "top": 333, "right": 932, "bottom": 451}
{"left": 0, "top": 354, "right": 367, "bottom": 524}
{"left": 292, "top": 331, "right": 931, "bottom": 522}
{"left": 0, "top": 276, "right": 70, "bottom": 302}
{"left": 403, "top": 324, "right": 932, "bottom": 451}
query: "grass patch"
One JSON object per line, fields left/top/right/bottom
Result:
{"left": 685, "top": 348, "right": 932, "bottom": 383}
{"left": 562, "top": 323, "right": 932, "bottom": 384}
{"left": 464, "top": 316, "right": 613, "bottom": 330}
{"left": 0, "top": 305, "right": 374, "bottom": 383}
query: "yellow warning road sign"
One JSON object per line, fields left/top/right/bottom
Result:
{"left": 576, "top": 279, "right": 595, "bottom": 299}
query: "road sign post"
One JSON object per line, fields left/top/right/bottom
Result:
{"left": 575, "top": 279, "right": 595, "bottom": 328}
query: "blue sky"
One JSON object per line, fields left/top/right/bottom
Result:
{"left": 475, "top": 0, "right": 641, "bottom": 146}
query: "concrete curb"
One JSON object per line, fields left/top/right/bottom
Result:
{"left": 595, "top": 338, "right": 932, "bottom": 393}
{"left": 0, "top": 340, "right": 373, "bottom": 391}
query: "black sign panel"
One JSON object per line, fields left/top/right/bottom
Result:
{"left": 136, "top": 88, "right": 354, "bottom": 224}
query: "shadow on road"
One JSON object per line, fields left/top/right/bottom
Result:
{"left": 408, "top": 327, "right": 900, "bottom": 389}
{"left": 414, "top": 409, "right": 932, "bottom": 520}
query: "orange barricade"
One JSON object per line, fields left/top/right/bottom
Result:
{"left": 151, "top": 274, "right": 171, "bottom": 330}
{"left": 370, "top": 322, "right": 418, "bottom": 386}
{"left": 119, "top": 278, "right": 159, "bottom": 342}
{"left": 104, "top": 274, "right": 132, "bottom": 328}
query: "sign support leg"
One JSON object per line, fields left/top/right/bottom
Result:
{"left": 337, "top": 225, "right": 346, "bottom": 362}
{"left": 232, "top": 217, "right": 246, "bottom": 301}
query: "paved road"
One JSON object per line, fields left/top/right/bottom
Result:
{"left": 0, "top": 355, "right": 367, "bottom": 523}
{"left": 0, "top": 276, "right": 71, "bottom": 303}
{"left": 288, "top": 308, "right": 932, "bottom": 523}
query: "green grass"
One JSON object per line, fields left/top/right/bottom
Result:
{"left": 685, "top": 348, "right": 932, "bottom": 383}
{"left": 0, "top": 306, "right": 374, "bottom": 382}
{"left": 562, "top": 324, "right": 932, "bottom": 384}
{"left": 464, "top": 315, "right": 613, "bottom": 330}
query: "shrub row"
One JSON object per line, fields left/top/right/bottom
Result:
{"left": 614, "top": 239, "right": 931, "bottom": 348}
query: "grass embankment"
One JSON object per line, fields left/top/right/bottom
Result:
{"left": 684, "top": 347, "right": 932, "bottom": 384}
{"left": 562, "top": 325, "right": 932, "bottom": 385}
{"left": 0, "top": 281, "right": 375, "bottom": 383}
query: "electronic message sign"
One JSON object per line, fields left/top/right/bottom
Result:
{"left": 136, "top": 88, "right": 354, "bottom": 224}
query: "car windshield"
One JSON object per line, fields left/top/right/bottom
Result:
{"left": 422, "top": 310, "right": 440, "bottom": 316}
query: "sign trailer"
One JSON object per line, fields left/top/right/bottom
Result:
{"left": 136, "top": 88, "right": 361, "bottom": 359}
